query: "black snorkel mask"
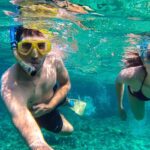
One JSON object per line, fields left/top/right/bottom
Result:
{"left": 10, "top": 26, "right": 37, "bottom": 76}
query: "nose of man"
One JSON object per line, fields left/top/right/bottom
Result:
{"left": 31, "top": 48, "right": 39, "bottom": 58}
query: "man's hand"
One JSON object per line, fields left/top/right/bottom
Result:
{"left": 32, "top": 145, "right": 54, "bottom": 150}
{"left": 29, "top": 137, "right": 54, "bottom": 150}
{"left": 32, "top": 103, "right": 53, "bottom": 117}
{"left": 31, "top": 144, "right": 54, "bottom": 150}
{"left": 119, "top": 107, "right": 127, "bottom": 121}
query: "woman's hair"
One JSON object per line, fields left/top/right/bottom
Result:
{"left": 123, "top": 33, "right": 150, "bottom": 68}
{"left": 16, "top": 26, "right": 45, "bottom": 42}
{"left": 122, "top": 50, "right": 143, "bottom": 68}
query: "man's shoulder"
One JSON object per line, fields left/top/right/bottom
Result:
{"left": 1, "top": 65, "right": 16, "bottom": 82}
{"left": 46, "top": 53, "right": 63, "bottom": 66}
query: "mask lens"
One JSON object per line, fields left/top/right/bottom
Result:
{"left": 21, "top": 42, "right": 32, "bottom": 53}
{"left": 37, "top": 42, "right": 46, "bottom": 51}
{"left": 37, "top": 41, "right": 51, "bottom": 55}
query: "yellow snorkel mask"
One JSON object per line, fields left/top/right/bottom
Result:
{"left": 10, "top": 25, "right": 52, "bottom": 76}
{"left": 17, "top": 39, "right": 51, "bottom": 56}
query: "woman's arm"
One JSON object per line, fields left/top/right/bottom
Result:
{"left": 115, "top": 68, "right": 133, "bottom": 120}
{"left": 116, "top": 68, "right": 136, "bottom": 108}
{"left": 116, "top": 76, "right": 125, "bottom": 110}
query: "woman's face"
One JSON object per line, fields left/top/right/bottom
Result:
{"left": 142, "top": 44, "right": 150, "bottom": 61}
{"left": 142, "top": 44, "right": 150, "bottom": 70}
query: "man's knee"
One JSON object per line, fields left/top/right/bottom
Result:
{"left": 66, "top": 123, "right": 74, "bottom": 133}
{"left": 61, "top": 122, "right": 74, "bottom": 134}
{"left": 60, "top": 114, "right": 74, "bottom": 134}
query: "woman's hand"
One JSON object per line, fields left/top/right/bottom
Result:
{"left": 119, "top": 108, "right": 127, "bottom": 121}
{"left": 32, "top": 103, "right": 53, "bottom": 117}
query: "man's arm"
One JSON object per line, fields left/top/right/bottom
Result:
{"left": 1, "top": 74, "right": 52, "bottom": 150}
{"left": 48, "top": 57, "right": 71, "bottom": 109}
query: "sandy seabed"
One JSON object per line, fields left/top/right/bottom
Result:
{"left": 1, "top": 109, "right": 150, "bottom": 150}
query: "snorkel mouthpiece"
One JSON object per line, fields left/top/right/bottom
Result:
{"left": 10, "top": 26, "right": 37, "bottom": 76}
{"left": 13, "top": 51, "right": 37, "bottom": 76}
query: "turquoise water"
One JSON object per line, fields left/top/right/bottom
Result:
{"left": 0, "top": 0, "right": 150, "bottom": 150}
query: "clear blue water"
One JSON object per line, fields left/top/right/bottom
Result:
{"left": 0, "top": 0, "right": 150, "bottom": 150}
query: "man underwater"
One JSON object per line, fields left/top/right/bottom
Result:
{"left": 1, "top": 26, "right": 73, "bottom": 150}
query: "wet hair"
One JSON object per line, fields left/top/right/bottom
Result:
{"left": 16, "top": 26, "right": 45, "bottom": 42}
{"left": 123, "top": 33, "right": 150, "bottom": 68}
{"left": 122, "top": 50, "right": 143, "bottom": 68}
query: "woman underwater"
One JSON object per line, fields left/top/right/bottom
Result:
{"left": 116, "top": 34, "right": 150, "bottom": 120}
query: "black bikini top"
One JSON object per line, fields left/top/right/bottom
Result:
{"left": 128, "top": 71, "right": 150, "bottom": 101}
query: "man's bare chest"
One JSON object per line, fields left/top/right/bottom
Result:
{"left": 23, "top": 77, "right": 55, "bottom": 108}
{"left": 19, "top": 66, "right": 57, "bottom": 106}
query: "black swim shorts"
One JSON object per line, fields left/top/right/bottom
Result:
{"left": 35, "top": 109, "right": 63, "bottom": 133}
{"left": 35, "top": 84, "right": 67, "bottom": 133}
